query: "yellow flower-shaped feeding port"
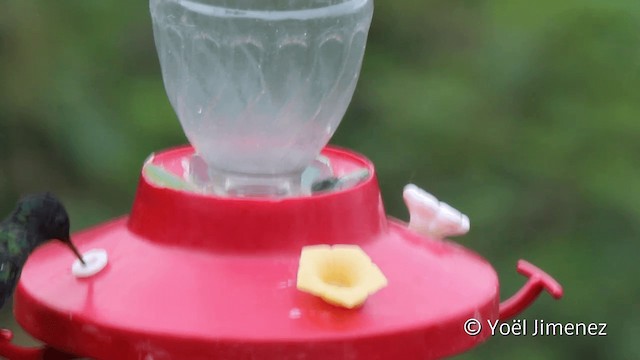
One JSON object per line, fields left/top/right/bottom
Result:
{"left": 296, "top": 244, "right": 388, "bottom": 309}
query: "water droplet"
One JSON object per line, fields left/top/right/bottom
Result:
{"left": 289, "top": 308, "right": 302, "bottom": 319}
{"left": 197, "top": 107, "right": 203, "bottom": 114}
{"left": 277, "top": 279, "right": 296, "bottom": 289}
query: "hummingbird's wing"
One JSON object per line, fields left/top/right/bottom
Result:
{"left": 0, "top": 256, "right": 20, "bottom": 309}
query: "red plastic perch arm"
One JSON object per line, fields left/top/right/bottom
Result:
{"left": 498, "top": 259, "right": 563, "bottom": 321}
{"left": 0, "top": 329, "right": 44, "bottom": 360}
{"left": 0, "top": 329, "right": 77, "bottom": 360}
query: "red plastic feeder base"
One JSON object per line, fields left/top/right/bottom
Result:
{"left": 7, "top": 146, "right": 561, "bottom": 360}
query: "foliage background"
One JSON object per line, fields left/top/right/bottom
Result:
{"left": 1, "top": 0, "right": 639, "bottom": 359}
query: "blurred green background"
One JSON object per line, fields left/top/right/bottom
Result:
{"left": 1, "top": 0, "right": 639, "bottom": 359}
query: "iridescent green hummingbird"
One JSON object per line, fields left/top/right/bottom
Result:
{"left": 0, "top": 193, "right": 85, "bottom": 308}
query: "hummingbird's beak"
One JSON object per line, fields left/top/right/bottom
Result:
{"left": 61, "top": 237, "right": 86, "bottom": 265}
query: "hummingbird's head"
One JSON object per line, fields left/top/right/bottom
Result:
{"left": 16, "top": 192, "right": 85, "bottom": 264}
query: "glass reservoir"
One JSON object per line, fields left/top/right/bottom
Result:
{"left": 150, "top": 0, "right": 374, "bottom": 196}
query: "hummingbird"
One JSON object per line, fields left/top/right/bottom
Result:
{"left": 0, "top": 192, "right": 85, "bottom": 309}
{"left": 311, "top": 168, "right": 371, "bottom": 193}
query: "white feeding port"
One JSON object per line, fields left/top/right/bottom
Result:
{"left": 72, "top": 249, "right": 109, "bottom": 278}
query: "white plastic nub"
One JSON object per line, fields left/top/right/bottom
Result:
{"left": 403, "top": 184, "right": 470, "bottom": 239}
{"left": 72, "top": 249, "right": 108, "bottom": 278}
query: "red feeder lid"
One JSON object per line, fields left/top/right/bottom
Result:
{"left": 14, "top": 146, "right": 502, "bottom": 359}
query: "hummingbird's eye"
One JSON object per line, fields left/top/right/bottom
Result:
{"left": 54, "top": 214, "right": 68, "bottom": 228}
